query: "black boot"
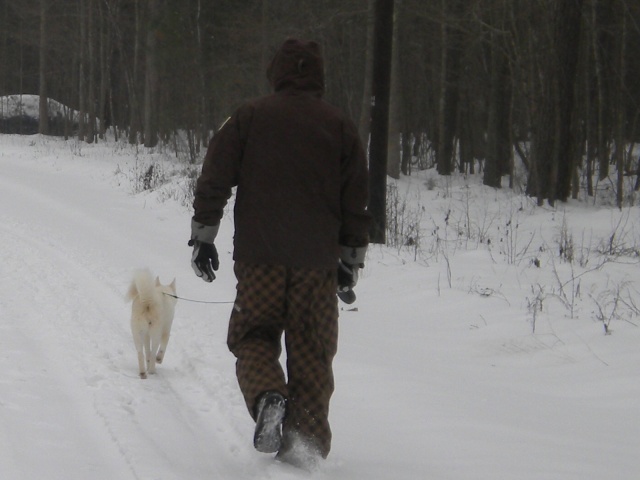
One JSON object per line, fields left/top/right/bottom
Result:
{"left": 253, "top": 391, "right": 286, "bottom": 453}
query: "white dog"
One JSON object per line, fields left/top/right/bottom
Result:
{"left": 125, "top": 269, "right": 177, "bottom": 379}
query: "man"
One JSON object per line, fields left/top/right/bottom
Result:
{"left": 189, "top": 38, "right": 370, "bottom": 466}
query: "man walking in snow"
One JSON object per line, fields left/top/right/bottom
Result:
{"left": 189, "top": 38, "right": 371, "bottom": 466}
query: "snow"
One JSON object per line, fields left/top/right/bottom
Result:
{"left": 1, "top": 133, "right": 639, "bottom": 480}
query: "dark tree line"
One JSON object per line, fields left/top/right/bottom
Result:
{"left": 1, "top": 0, "right": 639, "bottom": 207}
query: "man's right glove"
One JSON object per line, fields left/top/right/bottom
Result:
{"left": 190, "top": 220, "right": 220, "bottom": 282}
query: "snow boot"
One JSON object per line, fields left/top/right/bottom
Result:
{"left": 253, "top": 391, "right": 286, "bottom": 453}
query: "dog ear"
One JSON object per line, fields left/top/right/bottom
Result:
{"left": 169, "top": 278, "right": 176, "bottom": 291}
{"left": 155, "top": 276, "right": 161, "bottom": 287}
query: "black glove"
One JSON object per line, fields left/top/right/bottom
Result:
{"left": 336, "top": 246, "right": 366, "bottom": 304}
{"left": 189, "top": 240, "right": 219, "bottom": 282}
{"left": 337, "top": 260, "right": 357, "bottom": 304}
{"left": 190, "top": 220, "right": 220, "bottom": 282}
{"left": 337, "top": 259, "right": 358, "bottom": 291}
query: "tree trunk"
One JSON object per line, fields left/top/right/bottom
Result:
{"left": 197, "top": 0, "right": 210, "bottom": 148}
{"left": 458, "top": 91, "right": 473, "bottom": 174}
{"left": 143, "top": 0, "right": 159, "bottom": 148}
{"left": 555, "top": 0, "right": 584, "bottom": 202}
{"left": 436, "top": 0, "right": 448, "bottom": 175}
{"left": 87, "top": 0, "right": 96, "bottom": 143}
{"left": 97, "top": 0, "right": 109, "bottom": 139}
{"left": 615, "top": 0, "right": 626, "bottom": 209}
{"left": 78, "top": 0, "right": 87, "bottom": 141}
{"left": 528, "top": 0, "right": 583, "bottom": 205}
{"left": 401, "top": 132, "right": 411, "bottom": 175}
{"left": 484, "top": 6, "right": 511, "bottom": 189}
{"left": 368, "top": 0, "right": 395, "bottom": 245}
{"left": 591, "top": 0, "right": 610, "bottom": 180}
{"left": 387, "top": 3, "right": 401, "bottom": 179}
{"left": 0, "top": 2, "right": 7, "bottom": 97}
{"left": 129, "top": 1, "right": 142, "bottom": 144}
{"left": 38, "top": 0, "right": 49, "bottom": 135}
{"left": 358, "top": 0, "right": 375, "bottom": 148}
{"left": 436, "top": 0, "right": 462, "bottom": 176}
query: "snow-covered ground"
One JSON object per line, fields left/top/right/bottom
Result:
{"left": 1, "top": 134, "right": 639, "bottom": 480}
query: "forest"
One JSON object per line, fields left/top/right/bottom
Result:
{"left": 1, "top": 0, "right": 640, "bottom": 209}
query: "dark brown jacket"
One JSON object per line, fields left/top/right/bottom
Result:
{"left": 193, "top": 39, "right": 370, "bottom": 269}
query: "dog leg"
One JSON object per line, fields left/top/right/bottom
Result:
{"left": 156, "top": 329, "right": 170, "bottom": 364}
{"left": 147, "top": 333, "right": 159, "bottom": 375}
{"left": 138, "top": 349, "right": 147, "bottom": 379}
{"left": 143, "top": 332, "right": 154, "bottom": 375}
{"left": 133, "top": 331, "right": 147, "bottom": 379}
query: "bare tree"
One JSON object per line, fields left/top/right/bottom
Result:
{"left": 369, "top": 0, "right": 394, "bottom": 244}
{"left": 435, "top": 0, "right": 463, "bottom": 176}
{"left": 386, "top": 1, "right": 401, "bottom": 179}
{"left": 86, "top": 0, "right": 96, "bottom": 143}
{"left": 358, "top": 0, "right": 375, "bottom": 146}
{"left": 614, "top": 0, "right": 626, "bottom": 208}
{"left": 527, "top": 0, "right": 584, "bottom": 205}
{"left": 38, "top": 0, "right": 48, "bottom": 135}
{"left": 483, "top": 0, "right": 512, "bottom": 188}
{"left": 78, "top": 0, "right": 87, "bottom": 141}
{"left": 143, "top": 0, "right": 159, "bottom": 147}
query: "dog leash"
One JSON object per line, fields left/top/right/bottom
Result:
{"left": 163, "top": 292, "right": 234, "bottom": 304}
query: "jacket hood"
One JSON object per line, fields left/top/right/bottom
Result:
{"left": 267, "top": 39, "right": 324, "bottom": 96}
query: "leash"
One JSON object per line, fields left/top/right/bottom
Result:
{"left": 163, "top": 292, "right": 234, "bottom": 304}
{"left": 165, "top": 290, "right": 353, "bottom": 305}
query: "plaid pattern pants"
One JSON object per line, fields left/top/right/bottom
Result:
{"left": 227, "top": 262, "right": 339, "bottom": 458}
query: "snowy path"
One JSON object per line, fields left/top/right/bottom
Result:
{"left": 1, "top": 154, "right": 224, "bottom": 479}
{"left": 0, "top": 144, "right": 303, "bottom": 479}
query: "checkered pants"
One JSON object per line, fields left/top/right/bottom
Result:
{"left": 227, "top": 262, "right": 339, "bottom": 458}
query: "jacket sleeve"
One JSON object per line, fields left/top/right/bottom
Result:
{"left": 192, "top": 106, "right": 252, "bottom": 226}
{"left": 339, "top": 118, "right": 371, "bottom": 248}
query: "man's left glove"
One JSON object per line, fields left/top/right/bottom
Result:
{"left": 190, "top": 220, "right": 220, "bottom": 282}
{"left": 337, "top": 246, "right": 366, "bottom": 304}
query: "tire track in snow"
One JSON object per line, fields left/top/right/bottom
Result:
{"left": 0, "top": 220, "right": 136, "bottom": 479}
{"left": 1, "top": 210, "right": 249, "bottom": 479}
{"left": 0, "top": 158, "right": 247, "bottom": 479}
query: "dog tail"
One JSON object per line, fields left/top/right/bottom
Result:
{"left": 126, "top": 269, "right": 161, "bottom": 313}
